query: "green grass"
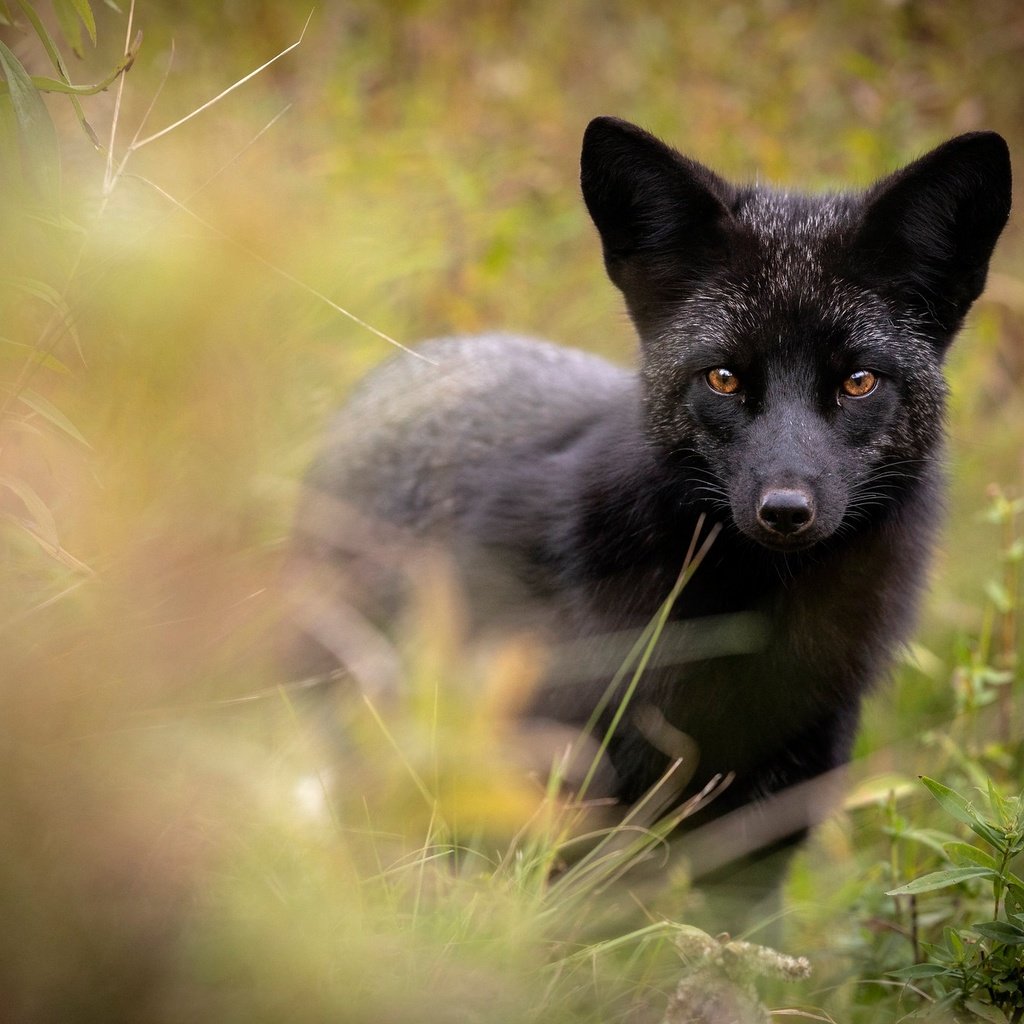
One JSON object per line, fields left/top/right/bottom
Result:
{"left": 1, "top": 2, "right": 1022, "bottom": 1021}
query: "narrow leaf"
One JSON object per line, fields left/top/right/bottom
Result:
{"left": 0, "top": 337, "right": 70, "bottom": 374}
{"left": 0, "top": 42, "right": 141, "bottom": 100}
{"left": 18, "top": 0, "right": 74, "bottom": 78}
{"left": 14, "top": 0, "right": 95, "bottom": 145}
{"left": 1007, "top": 888, "right": 1024, "bottom": 916}
{"left": 921, "top": 777, "right": 981, "bottom": 827}
{"left": 16, "top": 388, "right": 91, "bottom": 447}
{"left": 897, "top": 827, "right": 961, "bottom": 856}
{"left": 887, "top": 962, "right": 950, "bottom": 979}
{"left": 0, "top": 510, "right": 92, "bottom": 573}
{"left": 921, "top": 777, "right": 1005, "bottom": 849}
{"left": 887, "top": 866, "right": 995, "bottom": 896}
{"left": 971, "top": 920, "right": 1024, "bottom": 945}
{"left": 984, "top": 580, "right": 1014, "bottom": 615}
{"left": 963, "top": 1000, "right": 1011, "bottom": 1024}
{"left": 2, "top": 276, "right": 81, "bottom": 356}
{"left": 71, "top": 0, "right": 97, "bottom": 45}
{"left": 0, "top": 40, "right": 60, "bottom": 206}
{"left": 53, "top": 0, "right": 85, "bottom": 58}
{"left": 4, "top": 274, "right": 65, "bottom": 308}
{"left": 944, "top": 841, "right": 997, "bottom": 869}
{"left": 0, "top": 474, "right": 58, "bottom": 546}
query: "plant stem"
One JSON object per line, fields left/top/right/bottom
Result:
{"left": 910, "top": 893, "right": 919, "bottom": 962}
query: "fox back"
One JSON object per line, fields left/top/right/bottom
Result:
{"left": 291, "top": 119, "right": 1011, "bottom": 864}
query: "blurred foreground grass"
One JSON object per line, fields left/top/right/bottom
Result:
{"left": 1, "top": 2, "right": 1023, "bottom": 1021}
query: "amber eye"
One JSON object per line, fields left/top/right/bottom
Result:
{"left": 840, "top": 370, "right": 878, "bottom": 399}
{"left": 706, "top": 368, "right": 741, "bottom": 395}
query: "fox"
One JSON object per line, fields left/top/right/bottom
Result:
{"left": 289, "top": 117, "right": 1011, "bottom": 885}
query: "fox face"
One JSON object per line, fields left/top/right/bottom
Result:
{"left": 581, "top": 118, "right": 1011, "bottom": 551}
{"left": 638, "top": 239, "right": 949, "bottom": 552}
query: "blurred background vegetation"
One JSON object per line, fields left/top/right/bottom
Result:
{"left": 1, "top": 2, "right": 1022, "bottom": 1022}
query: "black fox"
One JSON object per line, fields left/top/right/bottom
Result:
{"left": 290, "top": 118, "right": 1011, "bottom": 872}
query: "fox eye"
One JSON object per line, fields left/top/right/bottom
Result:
{"left": 706, "top": 368, "right": 741, "bottom": 395}
{"left": 840, "top": 370, "right": 878, "bottom": 399}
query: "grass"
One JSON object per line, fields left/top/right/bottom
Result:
{"left": 1, "top": 2, "right": 1022, "bottom": 1021}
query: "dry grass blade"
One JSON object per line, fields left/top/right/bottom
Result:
{"left": 127, "top": 9, "right": 314, "bottom": 152}
{"left": 131, "top": 173, "right": 434, "bottom": 360}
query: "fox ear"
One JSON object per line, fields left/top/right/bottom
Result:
{"left": 851, "top": 132, "right": 1012, "bottom": 344}
{"left": 581, "top": 117, "right": 736, "bottom": 330}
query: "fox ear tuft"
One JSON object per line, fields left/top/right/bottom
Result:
{"left": 580, "top": 117, "right": 736, "bottom": 330}
{"left": 850, "top": 132, "right": 1012, "bottom": 344}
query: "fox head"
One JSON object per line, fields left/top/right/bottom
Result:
{"left": 581, "top": 117, "right": 1012, "bottom": 551}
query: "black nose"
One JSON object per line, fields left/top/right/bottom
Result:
{"left": 757, "top": 489, "right": 815, "bottom": 536}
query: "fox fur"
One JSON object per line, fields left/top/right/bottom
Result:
{"left": 290, "top": 118, "right": 1012, "bottom": 874}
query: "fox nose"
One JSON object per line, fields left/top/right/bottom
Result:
{"left": 757, "top": 489, "right": 815, "bottom": 537}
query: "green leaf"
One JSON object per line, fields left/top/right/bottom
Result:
{"left": 933, "top": 991, "right": 963, "bottom": 1013}
{"left": 16, "top": 388, "right": 91, "bottom": 447}
{"left": 984, "top": 580, "right": 1015, "bottom": 615}
{"left": 73, "top": 0, "right": 97, "bottom": 44}
{"left": 1006, "top": 889, "right": 1024, "bottom": 917}
{"left": 921, "top": 777, "right": 980, "bottom": 828}
{"left": 0, "top": 337, "right": 71, "bottom": 374}
{"left": 921, "top": 777, "right": 1006, "bottom": 850}
{"left": 54, "top": 0, "right": 97, "bottom": 53}
{"left": 18, "top": 0, "right": 74, "bottom": 78}
{"left": 972, "top": 920, "right": 1024, "bottom": 945}
{"left": 896, "top": 827, "right": 961, "bottom": 856}
{"left": 53, "top": 0, "right": 85, "bottom": 58}
{"left": 4, "top": 274, "right": 65, "bottom": 307}
{"left": 986, "top": 778, "right": 1009, "bottom": 824}
{"left": 918, "top": 938, "right": 956, "bottom": 964}
{"left": 0, "top": 40, "right": 61, "bottom": 206}
{"left": 944, "top": 842, "right": 997, "bottom": 870}
{"left": 14, "top": 0, "right": 98, "bottom": 149}
{"left": 963, "top": 1000, "right": 1011, "bottom": 1024}
{"left": 888, "top": 962, "right": 950, "bottom": 979}
{"left": 0, "top": 474, "right": 58, "bottom": 546}
{"left": 2, "top": 276, "right": 81, "bottom": 358}
{"left": 887, "top": 867, "right": 995, "bottom": 896}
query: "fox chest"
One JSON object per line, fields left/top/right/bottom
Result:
{"left": 551, "top": 532, "right": 923, "bottom": 798}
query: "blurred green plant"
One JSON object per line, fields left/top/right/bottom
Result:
{"left": 0, "top": 0, "right": 144, "bottom": 207}
{"left": 0, "top": 0, "right": 131, "bottom": 586}
{"left": 1, "top": 2, "right": 1022, "bottom": 1023}
{"left": 953, "top": 488, "right": 1024, "bottom": 741}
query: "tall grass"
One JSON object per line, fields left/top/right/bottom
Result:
{"left": 1, "top": 2, "right": 1022, "bottom": 1021}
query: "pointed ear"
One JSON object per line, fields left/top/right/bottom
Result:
{"left": 849, "top": 132, "right": 1011, "bottom": 345}
{"left": 580, "top": 117, "right": 737, "bottom": 330}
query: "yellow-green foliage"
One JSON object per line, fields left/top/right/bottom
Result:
{"left": 1, "top": 3, "right": 1022, "bottom": 1022}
